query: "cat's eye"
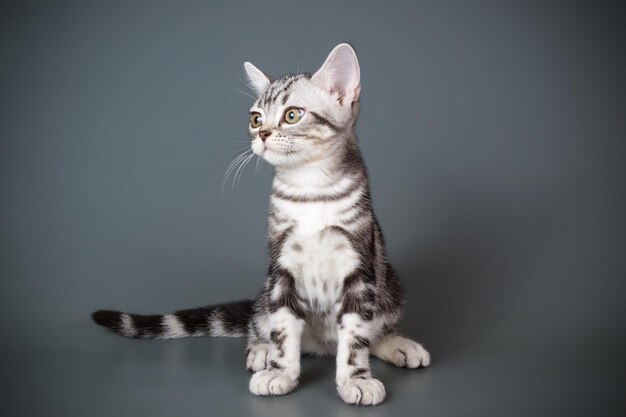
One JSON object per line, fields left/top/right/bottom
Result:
{"left": 250, "top": 112, "right": 263, "bottom": 128}
{"left": 284, "top": 107, "right": 304, "bottom": 124}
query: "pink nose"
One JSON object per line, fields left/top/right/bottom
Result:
{"left": 259, "top": 130, "right": 271, "bottom": 141}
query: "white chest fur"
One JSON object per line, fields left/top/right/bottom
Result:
{"left": 278, "top": 223, "right": 359, "bottom": 351}
{"left": 279, "top": 226, "right": 358, "bottom": 308}
{"left": 271, "top": 168, "right": 360, "bottom": 301}
{"left": 269, "top": 167, "right": 364, "bottom": 350}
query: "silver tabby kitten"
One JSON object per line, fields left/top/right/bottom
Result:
{"left": 93, "top": 43, "right": 430, "bottom": 406}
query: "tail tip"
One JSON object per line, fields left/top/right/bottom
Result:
{"left": 92, "top": 309, "right": 122, "bottom": 328}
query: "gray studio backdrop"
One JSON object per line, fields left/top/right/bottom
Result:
{"left": 1, "top": 1, "right": 624, "bottom": 416}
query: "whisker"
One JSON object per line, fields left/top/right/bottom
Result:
{"left": 239, "top": 77, "right": 257, "bottom": 94}
{"left": 231, "top": 154, "right": 248, "bottom": 188}
{"left": 240, "top": 154, "right": 256, "bottom": 188}
{"left": 223, "top": 137, "right": 251, "bottom": 142}
{"left": 222, "top": 149, "right": 253, "bottom": 193}
{"left": 235, "top": 88, "right": 256, "bottom": 100}
{"left": 233, "top": 153, "right": 255, "bottom": 189}
{"left": 226, "top": 150, "right": 252, "bottom": 177}
{"left": 223, "top": 154, "right": 248, "bottom": 187}
{"left": 221, "top": 144, "right": 251, "bottom": 164}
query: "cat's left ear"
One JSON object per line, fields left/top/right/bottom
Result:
{"left": 243, "top": 61, "right": 271, "bottom": 96}
{"left": 311, "top": 43, "right": 361, "bottom": 105}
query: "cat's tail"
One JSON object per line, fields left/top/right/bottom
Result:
{"left": 91, "top": 299, "right": 254, "bottom": 339}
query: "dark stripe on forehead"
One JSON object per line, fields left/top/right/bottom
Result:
{"left": 270, "top": 75, "right": 302, "bottom": 103}
{"left": 262, "top": 74, "right": 308, "bottom": 106}
{"left": 262, "top": 83, "right": 279, "bottom": 105}
{"left": 262, "top": 77, "right": 287, "bottom": 105}
{"left": 309, "top": 111, "right": 341, "bottom": 132}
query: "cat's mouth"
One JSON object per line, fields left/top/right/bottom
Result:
{"left": 252, "top": 139, "right": 284, "bottom": 157}
{"left": 252, "top": 137, "right": 320, "bottom": 167}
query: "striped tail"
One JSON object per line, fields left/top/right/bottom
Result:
{"left": 91, "top": 299, "right": 254, "bottom": 340}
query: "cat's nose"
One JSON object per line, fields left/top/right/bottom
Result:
{"left": 259, "top": 130, "right": 271, "bottom": 141}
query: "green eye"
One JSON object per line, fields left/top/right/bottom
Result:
{"left": 284, "top": 107, "right": 303, "bottom": 124}
{"left": 250, "top": 112, "right": 263, "bottom": 128}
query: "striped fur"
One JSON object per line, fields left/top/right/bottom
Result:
{"left": 92, "top": 43, "right": 429, "bottom": 406}
{"left": 92, "top": 300, "right": 253, "bottom": 339}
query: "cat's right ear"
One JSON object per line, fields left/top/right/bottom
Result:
{"left": 243, "top": 62, "right": 271, "bottom": 96}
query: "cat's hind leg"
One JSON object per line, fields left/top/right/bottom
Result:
{"left": 246, "top": 338, "right": 271, "bottom": 372}
{"left": 371, "top": 334, "right": 431, "bottom": 369}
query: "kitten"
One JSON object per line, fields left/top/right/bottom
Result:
{"left": 92, "top": 43, "right": 430, "bottom": 406}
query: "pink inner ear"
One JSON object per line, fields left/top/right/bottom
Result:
{"left": 312, "top": 44, "right": 361, "bottom": 105}
{"left": 332, "top": 54, "right": 356, "bottom": 97}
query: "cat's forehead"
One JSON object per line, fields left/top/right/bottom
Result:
{"left": 253, "top": 74, "right": 313, "bottom": 109}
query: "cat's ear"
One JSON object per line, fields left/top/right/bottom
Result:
{"left": 243, "top": 61, "right": 271, "bottom": 96}
{"left": 311, "top": 43, "right": 361, "bottom": 105}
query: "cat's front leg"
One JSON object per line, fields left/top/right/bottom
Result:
{"left": 335, "top": 274, "right": 386, "bottom": 406}
{"left": 249, "top": 307, "right": 304, "bottom": 396}
{"left": 249, "top": 269, "right": 304, "bottom": 396}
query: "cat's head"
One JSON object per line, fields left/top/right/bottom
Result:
{"left": 244, "top": 43, "right": 361, "bottom": 167}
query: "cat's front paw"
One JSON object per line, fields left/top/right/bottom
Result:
{"left": 246, "top": 343, "right": 270, "bottom": 372}
{"left": 337, "top": 377, "right": 386, "bottom": 406}
{"left": 249, "top": 369, "right": 298, "bottom": 396}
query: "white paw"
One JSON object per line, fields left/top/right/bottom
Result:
{"left": 373, "top": 336, "right": 431, "bottom": 368}
{"left": 337, "top": 377, "right": 386, "bottom": 406}
{"left": 249, "top": 369, "right": 297, "bottom": 396}
{"left": 246, "top": 343, "right": 270, "bottom": 372}
{"left": 392, "top": 338, "right": 431, "bottom": 368}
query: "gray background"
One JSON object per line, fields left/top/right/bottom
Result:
{"left": 1, "top": 1, "right": 625, "bottom": 416}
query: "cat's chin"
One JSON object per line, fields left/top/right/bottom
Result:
{"left": 259, "top": 149, "right": 332, "bottom": 170}
{"left": 259, "top": 151, "right": 289, "bottom": 167}
{"left": 255, "top": 149, "right": 297, "bottom": 167}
